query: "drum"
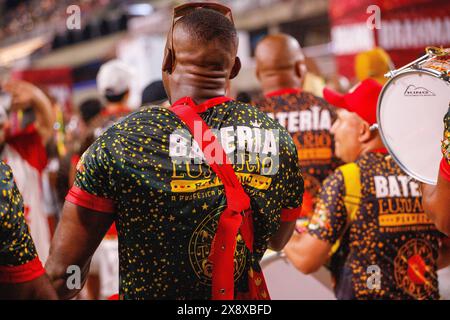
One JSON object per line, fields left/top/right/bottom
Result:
{"left": 261, "top": 250, "right": 335, "bottom": 300}
{"left": 377, "top": 47, "right": 450, "bottom": 184}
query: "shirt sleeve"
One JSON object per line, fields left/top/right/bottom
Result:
{"left": 0, "top": 162, "right": 45, "bottom": 283}
{"left": 279, "top": 131, "right": 304, "bottom": 222}
{"left": 307, "top": 169, "right": 348, "bottom": 244}
{"left": 65, "top": 138, "right": 115, "bottom": 214}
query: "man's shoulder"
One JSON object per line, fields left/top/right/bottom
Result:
{"left": 98, "top": 106, "right": 181, "bottom": 140}
{"left": 323, "top": 166, "right": 345, "bottom": 188}
{"left": 355, "top": 152, "right": 391, "bottom": 171}
{"left": 119, "top": 105, "right": 177, "bottom": 124}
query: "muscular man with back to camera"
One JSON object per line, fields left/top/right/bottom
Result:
{"left": 46, "top": 4, "right": 304, "bottom": 300}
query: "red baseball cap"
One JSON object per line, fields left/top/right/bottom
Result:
{"left": 323, "top": 78, "right": 383, "bottom": 125}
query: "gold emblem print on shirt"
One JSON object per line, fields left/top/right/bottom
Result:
{"left": 394, "top": 239, "right": 436, "bottom": 300}
{"left": 188, "top": 205, "right": 247, "bottom": 285}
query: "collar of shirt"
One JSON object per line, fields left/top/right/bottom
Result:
{"left": 369, "top": 148, "right": 389, "bottom": 154}
{"left": 264, "top": 88, "right": 302, "bottom": 98}
{"left": 171, "top": 96, "right": 233, "bottom": 113}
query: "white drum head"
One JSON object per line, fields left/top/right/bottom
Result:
{"left": 378, "top": 70, "right": 450, "bottom": 184}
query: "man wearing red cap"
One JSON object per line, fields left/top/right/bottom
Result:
{"left": 285, "top": 79, "right": 450, "bottom": 299}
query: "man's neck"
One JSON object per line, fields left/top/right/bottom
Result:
{"left": 359, "top": 134, "right": 386, "bottom": 156}
{"left": 262, "top": 75, "right": 301, "bottom": 96}
{"left": 169, "top": 74, "right": 228, "bottom": 105}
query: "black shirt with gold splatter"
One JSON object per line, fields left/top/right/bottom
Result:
{"left": 256, "top": 89, "right": 340, "bottom": 215}
{"left": 308, "top": 151, "right": 444, "bottom": 300}
{"left": 66, "top": 97, "right": 304, "bottom": 299}
{"left": 0, "top": 161, "right": 45, "bottom": 283}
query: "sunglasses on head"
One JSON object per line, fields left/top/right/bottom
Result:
{"left": 164, "top": 2, "right": 234, "bottom": 73}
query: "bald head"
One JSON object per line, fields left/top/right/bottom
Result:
{"left": 255, "top": 34, "right": 307, "bottom": 94}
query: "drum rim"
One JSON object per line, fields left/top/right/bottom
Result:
{"left": 377, "top": 69, "right": 448, "bottom": 185}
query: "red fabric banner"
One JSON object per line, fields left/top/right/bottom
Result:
{"left": 329, "top": 0, "right": 450, "bottom": 79}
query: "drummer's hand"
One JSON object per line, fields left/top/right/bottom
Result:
{"left": 284, "top": 232, "right": 332, "bottom": 274}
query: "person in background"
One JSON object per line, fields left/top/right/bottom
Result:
{"left": 255, "top": 33, "right": 340, "bottom": 217}
{"left": 0, "top": 79, "right": 54, "bottom": 262}
{"left": 284, "top": 79, "right": 450, "bottom": 300}
{"left": 141, "top": 80, "right": 168, "bottom": 106}
{"left": 325, "top": 74, "right": 351, "bottom": 95}
{"left": 302, "top": 58, "right": 326, "bottom": 98}
{"left": 235, "top": 91, "right": 252, "bottom": 104}
{"left": 0, "top": 160, "right": 57, "bottom": 300}
{"left": 56, "top": 98, "right": 102, "bottom": 209}
{"left": 97, "top": 59, "right": 133, "bottom": 119}
{"left": 70, "top": 98, "right": 103, "bottom": 185}
{"left": 355, "top": 47, "right": 393, "bottom": 85}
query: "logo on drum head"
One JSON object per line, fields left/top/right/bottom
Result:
{"left": 404, "top": 85, "right": 435, "bottom": 97}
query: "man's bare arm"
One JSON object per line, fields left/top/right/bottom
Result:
{"left": 422, "top": 174, "right": 450, "bottom": 236}
{"left": 284, "top": 232, "right": 332, "bottom": 274}
{"left": 437, "top": 238, "right": 450, "bottom": 270}
{"left": 0, "top": 274, "right": 57, "bottom": 300}
{"left": 268, "top": 221, "right": 296, "bottom": 251}
{"left": 45, "top": 202, "right": 114, "bottom": 299}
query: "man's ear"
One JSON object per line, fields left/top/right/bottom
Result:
{"left": 295, "top": 60, "right": 307, "bottom": 81}
{"left": 162, "top": 48, "right": 174, "bottom": 74}
{"left": 230, "top": 56, "right": 241, "bottom": 80}
{"left": 255, "top": 62, "right": 261, "bottom": 81}
{"left": 358, "top": 121, "right": 372, "bottom": 143}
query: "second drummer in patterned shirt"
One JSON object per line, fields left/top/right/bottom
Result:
{"left": 255, "top": 33, "right": 340, "bottom": 216}
{"left": 284, "top": 79, "right": 450, "bottom": 300}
